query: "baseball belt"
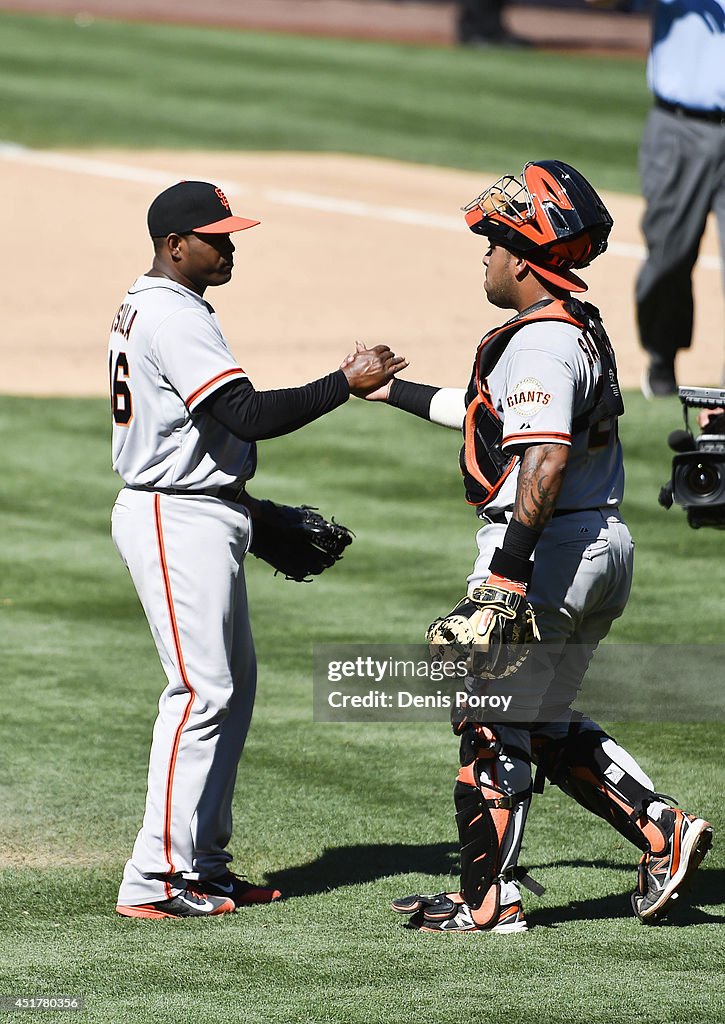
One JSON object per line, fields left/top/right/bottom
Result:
{"left": 476, "top": 506, "right": 610, "bottom": 525}
{"left": 126, "top": 483, "right": 250, "bottom": 504}
{"left": 655, "top": 96, "right": 725, "bottom": 126}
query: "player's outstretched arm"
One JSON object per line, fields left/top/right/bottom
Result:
{"left": 344, "top": 343, "right": 465, "bottom": 430}
{"left": 199, "top": 344, "right": 405, "bottom": 442}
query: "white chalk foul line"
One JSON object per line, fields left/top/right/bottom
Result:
{"left": 0, "top": 142, "right": 245, "bottom": 196}
{"left": 265, "top": 187, "right": 463, "bottom": 232}
{"left": 1, "top": 143, "right": 721, "bottom": 271}
{"left": 267, "top": 188, "right": 723, "bottom": 272}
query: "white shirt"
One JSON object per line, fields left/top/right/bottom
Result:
{"left": 109, "top": 276, "right": 255, "bottom": 490}
{"left": 647, "top": 0, "right": 725, "bottom": 111}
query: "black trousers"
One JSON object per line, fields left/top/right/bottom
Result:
{"left": 636, "top": 105, "right": 725, "bottom": 363}
{"left": 457, "top": 0, "right": 506, "bottom": 41}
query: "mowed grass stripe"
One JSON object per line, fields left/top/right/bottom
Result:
{"left": 0, "top": 394, "right": 722, "bottom": 1023}
{"left": 0, "top": 11, "right": 648, "bottom": 191}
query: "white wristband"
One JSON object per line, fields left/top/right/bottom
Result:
{"left": 429, "top": 388, "right": 467, "bottom": 429}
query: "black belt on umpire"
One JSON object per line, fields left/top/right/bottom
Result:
{"left": 477, "top": 506, "right": 610, "bottom": 525}
{"left": 655, "top": 96, "right": 725, "bottom": 126}
{"left": 126, "top": 482, "right": 250, "bottom": 504}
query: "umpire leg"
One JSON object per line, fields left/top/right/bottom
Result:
{"left": 711, "top": 126, "right": 725, "bottom": 382}
{"left": 457, "top": 0, "right": 505, "bottom": 42}
{"left": 636, "top": 108, "right": 719, "bottom": 373}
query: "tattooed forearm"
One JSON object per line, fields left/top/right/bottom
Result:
{"left": 514, "top": 443, "right": 569, "bottom": 529}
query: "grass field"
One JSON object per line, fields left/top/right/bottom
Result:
{"left": 0, "top": 393, "right": 723, "bottom": 1024}
{"left": 1, "top": 11, "right": 722, "bottom": 1023}
{"left": 0, "top": 11, "right": 650, "bottom": 191}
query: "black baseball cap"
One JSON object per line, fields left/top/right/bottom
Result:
{"left": 147, "top": 180, "right": 260, "bottom": 237}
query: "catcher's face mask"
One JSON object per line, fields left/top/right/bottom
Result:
{"left": 463, "top": 160, "right": 613, "bottom": 293}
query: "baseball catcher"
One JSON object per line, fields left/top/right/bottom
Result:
{"left": 247, "top": 499, "right": 353, "bottom": 582}
{"left": 361, "top": 160, "right": 712, "bottom": 934}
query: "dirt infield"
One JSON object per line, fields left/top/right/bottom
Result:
{"left": 1, "top": 146, "right": 722, "bottom": 398}
{"left": 0, "top": 0, "right": 651, "bottom": 53}
{"left": 4, "top": 3, "right": 717, "bottom": 402}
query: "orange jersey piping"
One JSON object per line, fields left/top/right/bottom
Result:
{"left": 502, "top": 430, "right": 572, "bottom": 447}
{"left": 154, "top": 494, "right": 196, "bottom": 893}
{"left": 186, "top": 367, "right": 246, "bottom": 409}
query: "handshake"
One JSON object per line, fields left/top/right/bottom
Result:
{"left": 339, "top": 341, "right": 407, "bottom": 399}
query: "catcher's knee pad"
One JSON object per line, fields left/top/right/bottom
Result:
{"left": 532, "top": 721, "right": 671, "bottom": 853}
{"left": 454, "top": 757, "right": 531, "bottom": 921}
{"left": 456, "top": 722, "right": 500, "bottom": 766}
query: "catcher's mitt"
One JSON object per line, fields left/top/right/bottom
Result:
{"left": 426, "top": 579, "right": 540, "bottom": 679}
{"left": 249, "top": 500, "right": 353, "bottom": 582}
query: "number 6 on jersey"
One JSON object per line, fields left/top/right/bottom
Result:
{"left": 110, "top": 351, "right": 133, "bottom": 425}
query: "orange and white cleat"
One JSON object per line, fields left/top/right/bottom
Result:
{"left": 116, "top": 883, "right": 235, "bottom": 919}
{"left": 196, "top": 871, "right": 282, "bottom": 907}
{"left": 631, "top": 808, "right": 713, "bottom": 923}
{"left": 392, "top": 890, "right": 527, "bottom": 934}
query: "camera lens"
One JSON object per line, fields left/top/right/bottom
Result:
{"left": 685, "top": 461, "right": 721, "bottom": 496}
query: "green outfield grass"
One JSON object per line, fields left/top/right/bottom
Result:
{"left": 0, "top": 394, "right": 722, "bottom": 1024}
{"left": 0, "top": 11, "right": 649, "bottom": 191}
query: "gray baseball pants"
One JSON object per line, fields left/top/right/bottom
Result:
{"left": 636, "top": 105, "right": 725, "bottom": 364}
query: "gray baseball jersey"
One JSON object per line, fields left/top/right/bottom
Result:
{"left": 109, "top": 276, "right": 256, "bottom": 490}
{"left": 483, "top": 319, "right": 624, "bottom": 513}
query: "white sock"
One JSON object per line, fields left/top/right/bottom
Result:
{"left": 499, "top": 879, "right": 521, "bottom": 906}
{"left": 645, "top": 800, "right": 670, "bottom": 821}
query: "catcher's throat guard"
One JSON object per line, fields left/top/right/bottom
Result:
{"left": 426, "top": 584, "right": 540, "bottom": 680}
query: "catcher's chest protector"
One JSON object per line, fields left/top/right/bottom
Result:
{"left": 461, "top": 299, "right": 623, "bottom": 507}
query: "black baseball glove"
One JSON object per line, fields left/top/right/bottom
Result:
{"left": 249, "top": 500, "right": 353, "bottom": 582}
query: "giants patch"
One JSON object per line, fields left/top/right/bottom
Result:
{"left": 506, "top": 377, "right": 552, "bottom": 417}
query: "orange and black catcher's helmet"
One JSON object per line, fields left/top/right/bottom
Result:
{"left": 463, "top": 160, "right": 613, "bottom": 292}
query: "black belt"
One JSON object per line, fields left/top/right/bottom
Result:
{"left": 655, "top": 96, "right": 725, "bottom": 125}
{"left": 127, "top": 483, "right": 249, "bottom": 504}
{"left": 552, "top": 506, "right": 607, "bottom": 518}
{"left": 477, "top": 506, "right": 608, "bottom": 524}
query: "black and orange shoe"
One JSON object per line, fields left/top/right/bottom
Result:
{"left": 631, "top": 809, "right": 713, "bottom": 924}
{"left": 197, "top": 871, "right": 282, "bottom": 907}
{"left": 392, "top": 891, "right": 527, "bottom": 934}
{"left": 116, "top": 883, "right": 235, "bottom": 919}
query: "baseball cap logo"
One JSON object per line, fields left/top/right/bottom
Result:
{"left": 147, "top": 180, "right": 260, "bottom": 237}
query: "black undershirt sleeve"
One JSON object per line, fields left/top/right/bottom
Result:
{"left": 387, "top": 378, "right": 440, "bottom": 420}
{"left": 199, "top": 370, "right": 350, "bottom": 441}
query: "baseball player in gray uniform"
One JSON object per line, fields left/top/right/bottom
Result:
{"left": 109, "top": 180, "right": 406, "bottom": 919}
{"left": 365, "top": 162, "right": 712, "bottom": 933}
